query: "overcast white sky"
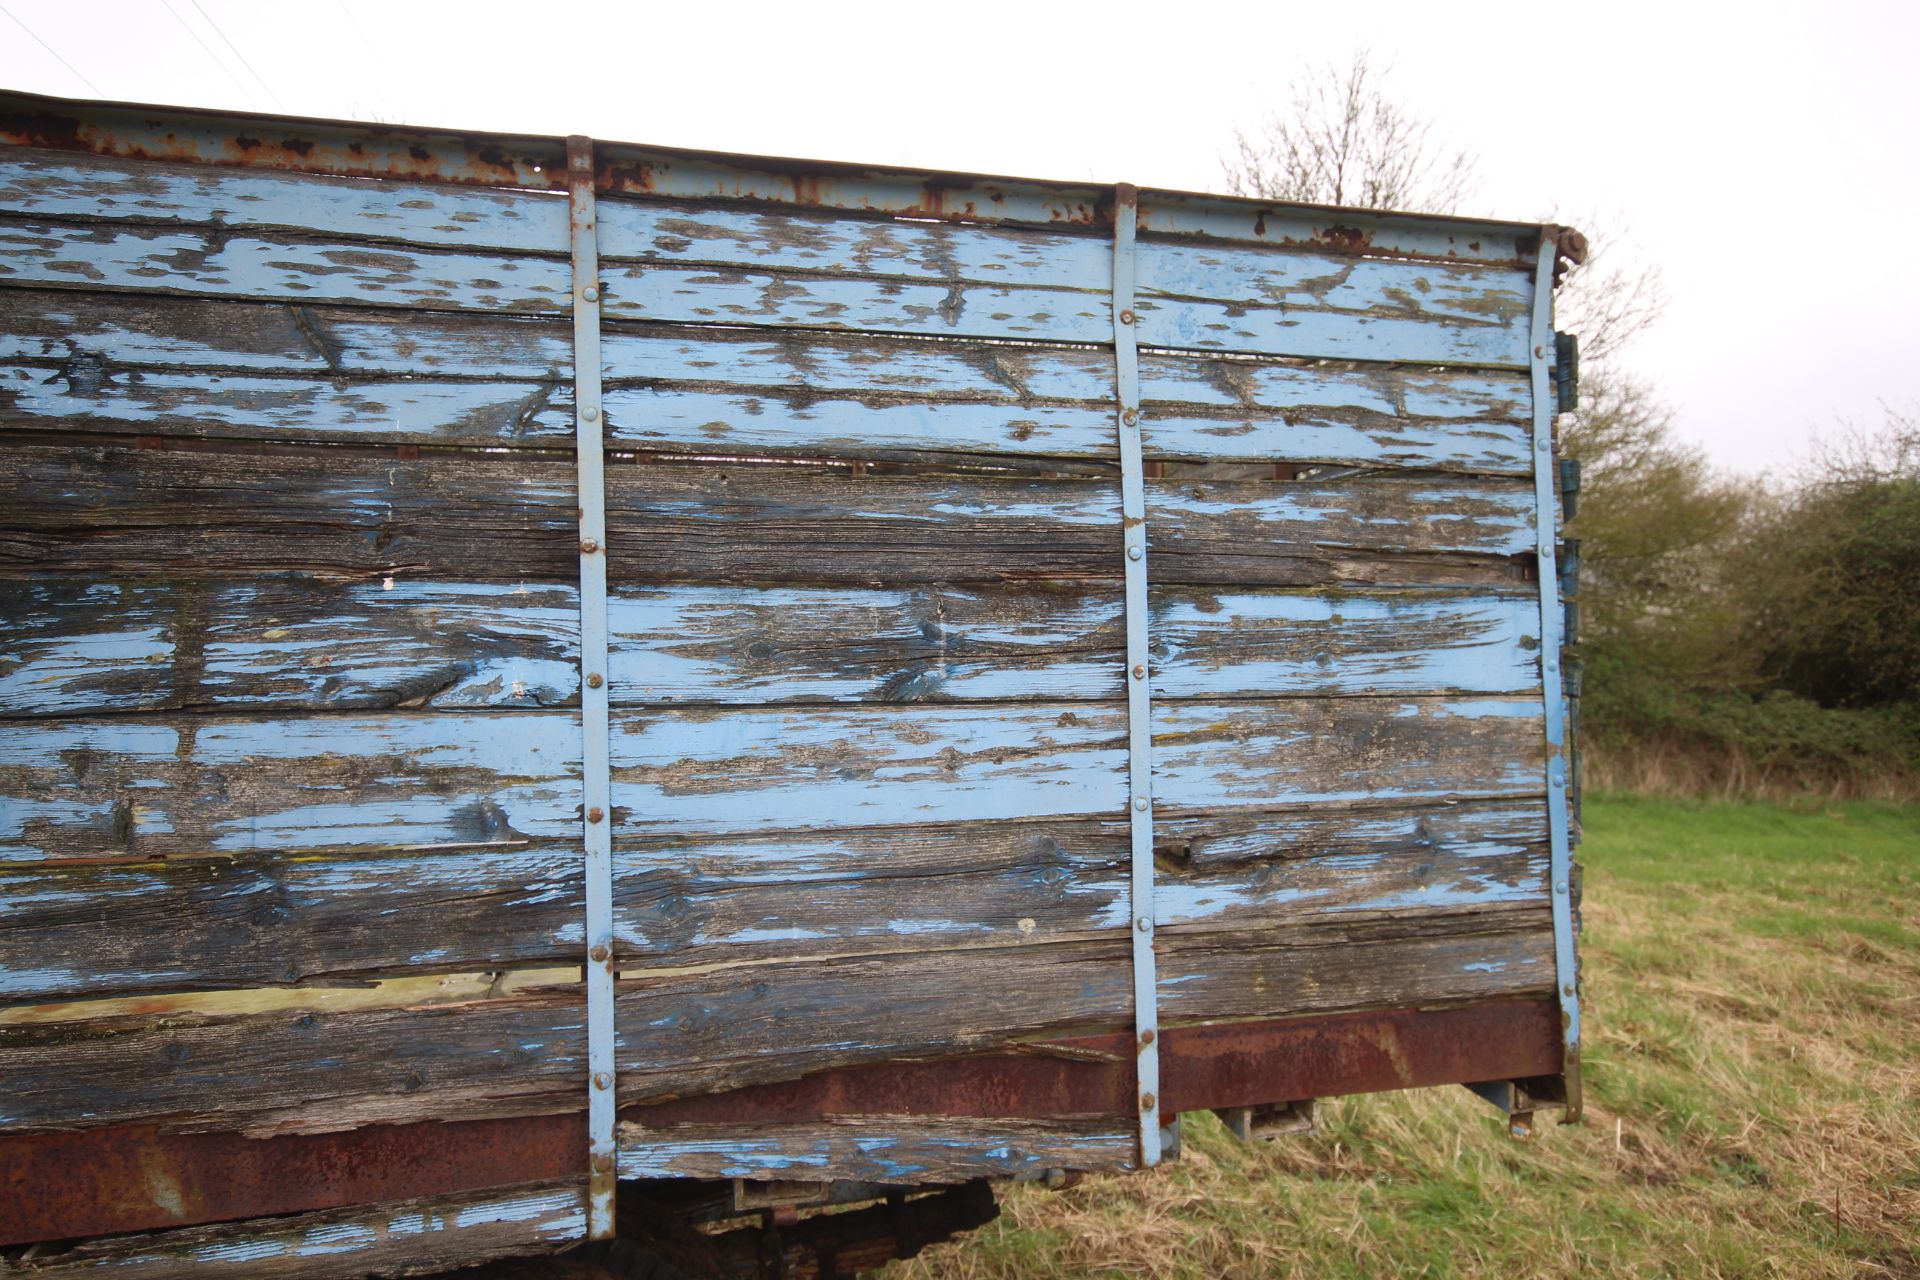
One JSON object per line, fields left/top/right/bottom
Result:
{"left": 4, "top": 0, "right": 1915, "bottom": 476}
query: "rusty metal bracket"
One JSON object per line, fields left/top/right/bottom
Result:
{"left": 1529, "top": 229, "right": 1582, "bottom": 1122}
{"left": 1111, "top": 183, "right": 1162, "bottom": 1167}
{"left": 568, "top": 135, "right": 618, "bottom": 1237}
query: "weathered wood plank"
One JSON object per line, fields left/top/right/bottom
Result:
{"left": 0, "top": 289, "right": 1533, "bottom": 469}
{"left": 1152, "top": 697, "right": 1545, "bottom": 812}
{"left": 0, "top": 222, "right": 572, "bottom": 315}
{"left": 609, "top": 911, "right": 1550, "bottom": 1106}
{"left": 0, "top": 144, "right": 570, "bottom": 255}
{"left": 0, "top": 577, "right": 1541, "bottom": 717}
{"left": 1136, "top": 237, "right": 1532, "bottom": 365}
{"left": 0, "top": 444, "right": 1532, "bottom": 588}
{"left": 0, "top": 224, "right": 1524, "bottom": 361}
{"left": 0, "top": 801, "right": 1547, "bottom": 1000}
{"left": 0, "top": 984, "right": 585, "bottom": 1135}
{"left": 0, "top": 150, "right": 1532, "bottom": 364}
{"left": 0, "top": 850, "right": 583, "bottom": 1000}
{"left": 0, "top": 908, "right": 1545, "bottom": 1136}
{"left": 0, "top": 1179, "right": 586, "bottom": 1278}
{"left": 0, "top": 697, "right": 1540, "bottom": 862}
{"left": 615, "top": 1116, "right": 1134, "bottom": 1183}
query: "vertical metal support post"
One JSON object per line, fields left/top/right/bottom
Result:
{"left": 1527, "top": 229, "right": 1582, "bottom": 1121}
{"left": 1111, "top": 184, "right": 1162, "bottom": 1166}
{"left": 567, "top": 135, "right": 618, "bottom": 1236}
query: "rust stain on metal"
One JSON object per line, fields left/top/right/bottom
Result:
{"left": 0, "top": 1114, "right": 583, "bottom": 1247}
{"left": 1314, "top": 223, "right": 1374, "bottom": 253}
{"left": 0, "top": 100, "right": 563, "bottom": 192}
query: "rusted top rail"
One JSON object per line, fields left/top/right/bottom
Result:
{"left": 0, "top": 89, "right": 1584, "bottom": 265}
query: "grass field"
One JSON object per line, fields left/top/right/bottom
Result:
{"left": 886, "top": 796, "right": 1920, "bottom": 1279}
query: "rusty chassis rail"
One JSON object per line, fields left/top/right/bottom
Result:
{"left": 0, "top": 1000, "right": 1562, "bottom": 1246}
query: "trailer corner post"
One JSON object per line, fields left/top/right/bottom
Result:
{"left": 568, "top": 134, "right": 619, "bottom": 1236}
{"left": 1529, "top": 227, "right": 1583, "bottom": 1122}
{"left": 1111, "top": 183, "right": 1163, "bottom": 1167}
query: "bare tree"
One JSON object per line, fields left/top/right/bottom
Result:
{"left": 1223, "top": 50, "right": 1479, "bottom": 213}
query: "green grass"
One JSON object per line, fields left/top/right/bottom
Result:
{"left": 886, "top": 796, "right": 1920, "bottom": 1279}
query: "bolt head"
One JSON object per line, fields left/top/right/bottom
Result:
{"left": 589, "top": 943, "right": 610, "bottom": 963}
{"left": 1126, "top": 545, "right": 1144, "bottom": 562}
{"left": 586, "top": 673, "right": 604, "bottom": 689}
{"left": 1136, "top": 915, "right": 1151, "bottom": 932}
{"left": 582, "top": 286, "right": 600, "bottom": 303}
{"left": 1119, "top": 309, "right": 1135, "bottom": 325}
{"left": 587, "top": 807, "right": 605, "bottom": 824}
{"left": 1139, "top": 1091, "right": 1156, "bottom": 1112}
{"left": 580, "top": 539, "right": 599, "bottom": 554}
{"left": 1123, "top": 408, "right": 1140, "bottom": 426}
{"left": 1131, "top": 663, "right": 1146, "bottom": 680}
{"left": 1132, "top": 797, "right": 1148, "bottom": 812}
{"left": 1554, "top": 880, "right": 1569, "bottom": 894}
{"left": 592, "top": 1071, "right": 611, "bottom": 1090}
{"left": 583, "top": 406, "right": 600, "bottom": 422}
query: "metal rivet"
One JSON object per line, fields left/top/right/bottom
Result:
{"left": 582, "top": 406, "right": 599, "bottom": 422}
{"left": 1554, "top": 881, "right": 1568, "bottom": 894}
{"left": 1534, "top": 344, "right": 1547, "bottom": 359}
{"left": 589, "top": 944, "right": 610, "bottom": 963}
{"left": 1139, "top": 1091, "right": 1156, "bottom": 1112}
{"left": 582, "top": 286, "right": 600, "bottom": 303}
{"left": 580, "top": 539, "right": 598, "bottom": 554}
{"left": 1119, "top": 309, "right": 1135, "bottom": 325}
{"left": 587, "top": 807, "right": 605, "bottom": 824}
{"left": 591, "top": 1152, "right": 615, "bottom": 1175}
{"left": 1136, "top": 915, "right": 1151, "bottom": 932}
{"left": 1131, "top": 664, "right": 1146, "bottom": 680}
{"left": 1122, "top": 408, "right": 1139, "bottom": 427}
{"left": 1562, "top": 984, "right": 1576, "bottom": 997}
{"left": 1133, "top": 797, "right": 1148, "bottom": 812}
{"left": 1139, "top": 1028, "right": 1155, "bottom": 1046}
{"left": 586, "top": 673, "right": 604, "bottom": 689}
{"left": 1126, "top": 545, "right": 1143, "bottom": 561}
{"left": 592, "top": 1071, "right": 611, "bottom": 1090}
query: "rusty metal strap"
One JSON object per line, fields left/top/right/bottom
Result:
{"left": 1111, "top": 184, "right": 1163, "bottom": 1167}
{"left": 1528, "top": 228, "right": 1582, "bottom": 1121}
{"left": 567, "top": 136, "right": 618, "bottom": 1237}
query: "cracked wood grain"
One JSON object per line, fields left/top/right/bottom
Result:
{"left": 0, "top": 801, "right": 1547, "bottom": 1001}
{"left": 0, "top": 443, "right": 1534, "bottom": 588}
{"left": 0, "top": 289, "right": 1534, "bottom": 470}
{"left": 0, "top": 147, "right": 1532, "bottom": 365}
{"left": 0, "top": 908, "right": 1549, "bottom": 1135}
{"left": 0, "top": 697, "right": 1541, "bottom": 862}
{"left": 0, "top": 577, "right": 1540, "bottom": 717}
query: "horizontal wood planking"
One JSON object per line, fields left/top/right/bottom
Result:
{"left": 0, "top": 907, "right": 1548, "bottom": 1136}
{"left": 0, "top": 97, "right": 1553, "bottom": 265}
{"left": 0, "top": 148, "right": 1533, "bottom": 365}
{"left": 1135, "top": 236, "right": 1531, "bottom": 365}
{"left": 0, "top": 144, "right": 571, "bottom": 256}
{"left": 0, "top": 290, "right": 1535, "bottom": 471}
{"left": 0, "top": 801, "right": 1548, "bottom": 1001}
{"left": 615, "top": 1115, "right": 1135, "bottom": 1182}
{"left": 0, "top": 697, "right": 1541, "bottom": 862}
{"left": 0, "top": 1179, "right": 586, "bottom": 1278}
{"left": 610, "top": 910, "right": 1551, "bottom": 1105}
{"left": 0, "top": 985, "right": 587, "bottom": 1136}
{"left": 0, "top": 577, "right": 1541, "bottom": 717}
{"left": 0, "top": 444, "right": 1534, "bottom": 588}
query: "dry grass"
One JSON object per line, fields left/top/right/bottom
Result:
{"left": 1585, "top": 743, "right": 1920, "bottom": 805}
{"left": 885, "top": 796, "right": 1920, "bottom": 1279}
